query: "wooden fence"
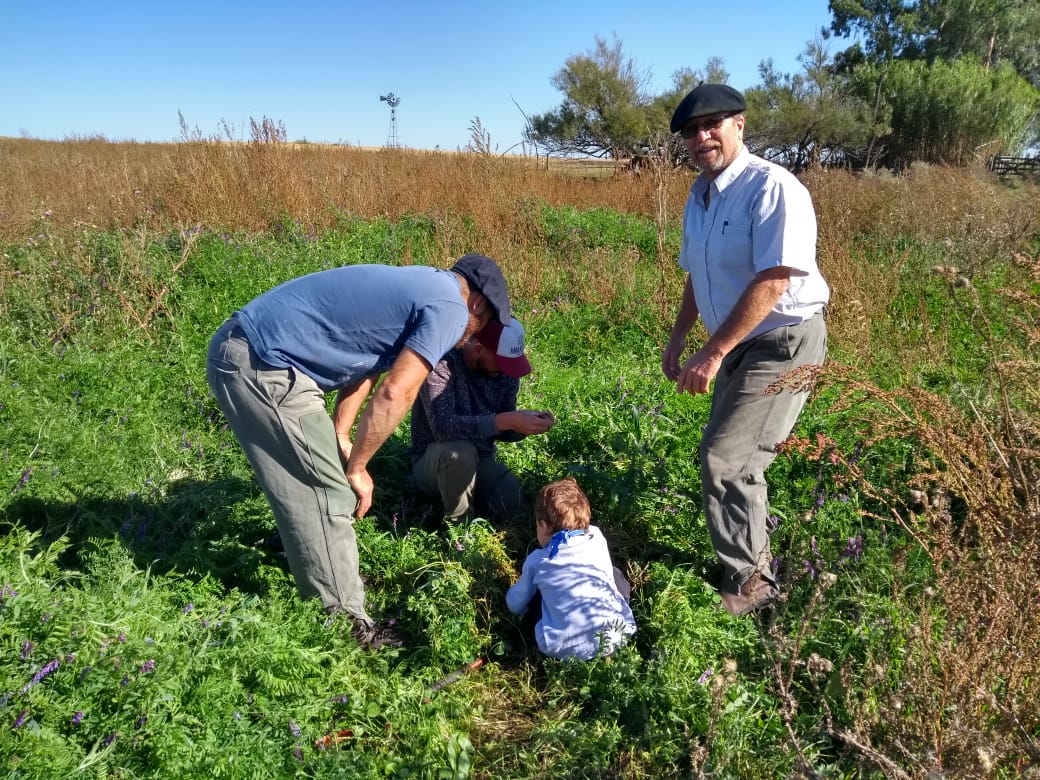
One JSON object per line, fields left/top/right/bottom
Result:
{"left": 987, "top": 155, "right": 1040, "bottom": 177}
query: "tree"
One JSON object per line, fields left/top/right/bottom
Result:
{"left": 744, "top": 39, "right": 882, "bottom": 171}
{"left": 827, "top": 0, "right": 926, "bottom": 64}
{"left": 920, "top": 0, "right": 1040, "bottom": 87}
{"left": 846, "top": 56, "right": 1039, "bottom": 166}
{"left": 525, "top": 36, "right": 654, "bottom": 159}
{"left": 825, "top": 0, "right": 1040, "bottom": 166}
{"left": 828, "top": 0, "right": 1040, "bottom": 86}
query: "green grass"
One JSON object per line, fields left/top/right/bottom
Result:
{"left": 2, "top": 211, "right": 1037, "bottom": 778}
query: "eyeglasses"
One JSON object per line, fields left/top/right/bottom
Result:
{"left": 680, "top": 112, "right": 738, "bottom": 139}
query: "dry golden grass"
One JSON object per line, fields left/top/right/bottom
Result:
{"left": 0, "top": 137, "right": 678, "bottom": 250}
{"left": 8, "top": 136, "right": 1037, "bottom": 361}
{"left": 4, "top": 134, "right": 1038, "bottom": 385}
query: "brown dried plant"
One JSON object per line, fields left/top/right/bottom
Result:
{"left": 776, "top": 257, "right": 1040, "bottom": 775}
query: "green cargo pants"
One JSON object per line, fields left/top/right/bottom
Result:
{"left": 206, "top": 317, "right": 371, "bottom": 621}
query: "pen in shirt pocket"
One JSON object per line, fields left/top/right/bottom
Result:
{"left": 722, "top": 220, "right": 729, "bottom": 234}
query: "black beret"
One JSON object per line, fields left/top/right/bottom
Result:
{"left": 450, "top": 253, "right": 511, "bottom": 324}
{"left": 670, "top": 83, "right": 747, "bottom": 133}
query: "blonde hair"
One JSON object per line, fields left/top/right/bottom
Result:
{"left": 534, "top": 477, "right": 591, "bottom": 532}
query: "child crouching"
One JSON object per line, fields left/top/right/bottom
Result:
{"left": 506, "top": 477, "right": 636, "bottom": 660}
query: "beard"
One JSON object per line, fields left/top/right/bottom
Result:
{"left": 691, "top": 145, "right": 724, "bottom": 175}
{"left": 455, "top": 312, "right": 482, "bottom": 348}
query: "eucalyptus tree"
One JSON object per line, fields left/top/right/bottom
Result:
{"left": 919, "top": 0, "right": 1040, "bottom": 87}
{"left": 825, "top": 0, "right": 1040, "bottom": 165}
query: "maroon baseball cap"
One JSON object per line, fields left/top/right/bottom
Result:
{"left": 475, "top": 316, "right": 532, "bottom": 378}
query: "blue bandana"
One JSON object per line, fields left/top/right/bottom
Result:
{"left": 547, "top": 529, "right": 586, "bottom": 560}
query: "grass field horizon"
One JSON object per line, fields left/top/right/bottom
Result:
{"left": 1, "top": 135, "right": 1038, "bottom": 778}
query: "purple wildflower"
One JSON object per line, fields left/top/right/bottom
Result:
{"left": 0, "top": 584, "right": 16, "bottom": 604}
{"left": 842, "top": 535, "right": 864, "bottom": 561}
{"left": 293, "top": 746, "right": 304, "bottom": 761}
{"left": 803, "top": 559, "right": 818, "bottom": 578}
{"left": 455, "top": 539, "right": 464, "bottom": 552}
{"left": 183, "top": 603, "right": 194, "bottom": 614}
{"left": 20, "top": 640, "right": 33, "bottom": 660}
{"left": 21, "top": 658, "right": 60, "bottom": 693}
{"left": 121, "top": 676, "right": 130, "bottom": 688}
{"left": 140, "top": 659, "right": 155, "bottom": 674}
{"left": 104, "top": 731, "right": 119, "bottom": 747}
{"left": 15, "top": 467, "right": 32, "bottom": 491}
{"left": 117, "top": 632, "right": 127, "bottom": 643}
{"left": 65, "top": 653, "right": 76, "bottom": 664}
{"left": 288, "top": 719, "right": 302, "bottom": 737}
{"left": 696, "top": 667, "right": 714, "bottom": 685}
{"left": 12, "top": 710, "right": 29, "bottom": 729}
{"left": 135, "top": 713, "right": 148, "bottom": 730}
{"left": 72, "top": 711, "right": 85, "bottom": 725}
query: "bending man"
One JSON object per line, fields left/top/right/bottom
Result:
{"left": 206, "top": 254, "right": 512, "bottom": 647}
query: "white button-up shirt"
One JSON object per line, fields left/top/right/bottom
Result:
{"left": 678, "top": 148, "right": 830, "bottom": 341}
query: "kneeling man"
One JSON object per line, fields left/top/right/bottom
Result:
{"left": 409, "top": 316, "right": 555, "bottom": 523}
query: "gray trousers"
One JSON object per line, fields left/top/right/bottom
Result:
{"left": 411, "top": 441, "right": 527, "bottom": 523}
{"left": 205, "top": 318, "right": 370, "bottom": 621}
{"left": 701, "top": 313, "right": 827, "bottom": 593}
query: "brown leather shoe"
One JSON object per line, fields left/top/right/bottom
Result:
{"left": 719, "top": 571, "right": 779, "bottom": 617}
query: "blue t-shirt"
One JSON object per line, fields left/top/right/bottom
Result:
{"left": 235, "top": 265, "right": 469, "bottom": 392}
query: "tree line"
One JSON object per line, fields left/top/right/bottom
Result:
{"left": 524, "top": 0, "right": 1040, "bottom": 172}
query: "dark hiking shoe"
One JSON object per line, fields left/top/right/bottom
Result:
{"left": 719, "top": 571, "right": 780, "bottom": 617}
{"left": 351, "top": 619, "right": 405, "bottom": 651}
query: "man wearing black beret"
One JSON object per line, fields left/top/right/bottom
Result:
{"left": 661, "top": 83, "right": 831, "bottom": 616}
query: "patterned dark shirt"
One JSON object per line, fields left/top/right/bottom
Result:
{"left": 409, "top": 347, "right": 521, "bottom": 462}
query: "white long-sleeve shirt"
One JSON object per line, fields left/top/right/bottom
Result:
{"left": 506, "top": 525, "right": 636, "bottom": 660}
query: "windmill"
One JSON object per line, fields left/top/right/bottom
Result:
{"left": 379, "top": 92, "right": 401, "bottom": 148}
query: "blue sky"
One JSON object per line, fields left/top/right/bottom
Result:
{"left": 3, "top": 0, "right": 846, "bottom": 152}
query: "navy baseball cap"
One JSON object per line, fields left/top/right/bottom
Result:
{"left": 670, "top": 83, "right": 747, "bottom": 133}
{"left": 450, "top": 254, "right": 511, "bottom": 324}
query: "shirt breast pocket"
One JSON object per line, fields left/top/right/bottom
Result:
{"left": 717, "top": 219, "right": 752, "bottom": 266}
